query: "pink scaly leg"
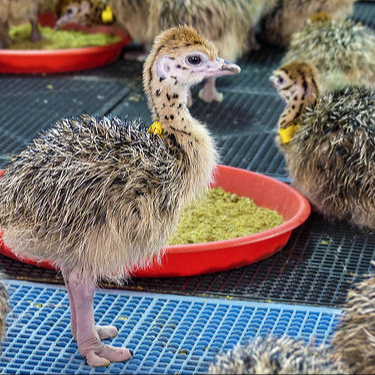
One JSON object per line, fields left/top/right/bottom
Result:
{"left": 29, "top": 18, "right": 42, "bottom": 43}
{"left": 198, "top": 77, "right": 223, "bottom": 103}
{"left": 62, "top": 269, "right": 119, "bottom": 341}
{"left": 62, "top": 268, "right": 133, "bottom": 367}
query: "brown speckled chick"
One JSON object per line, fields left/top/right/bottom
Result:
{"left": 54, "top": 0, "right": 114, "bottom": 28}
{"left": 0, "top": 0, "right": 55, "bottom": 48}
{"left": 270, "top": 61, "right": 375, "bottom": 230}
{"left": 0, "top": 25, "right": 240, "bottom": 367}
{"left": 261, "top": 0, "right": 358, "bottom": 48}
{"left": 282, "top": 13, "right": 375, "bottom": 92}
{"left": 332, "top": 268, "right": 375, "bottom": 374}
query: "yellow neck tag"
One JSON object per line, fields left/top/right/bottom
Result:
{"left": 101, "top": 6, "right": 114, "bottom": 23}
{"left": 147, "top": 121, "right": 163, "bottom": 137}
{"left": 279, "top": 124, "right": 300, "bottom": 144}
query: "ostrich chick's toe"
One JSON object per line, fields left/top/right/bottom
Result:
{"left": 63, "top": 268, "right": 133, "bottom": 367}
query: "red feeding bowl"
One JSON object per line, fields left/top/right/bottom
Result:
{"left": 0, "top": 13, "right": 131, "bottom": 74}
{"left": 0, "top": 165, "right": 310, "bottom": 277}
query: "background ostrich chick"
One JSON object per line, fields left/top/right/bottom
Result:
{"left": 54, "top": 0, "right": 274, "bottom": 105}
{"left": 0, "top": 25, "right": 240, "bottom": 367}
{"left": 0, "top": 0, "right": 55, "bottom": 48}
{"left": 332, "top": 268, "right": 375, "bottom": 374}
{"left": 282, "top": 13, "right": 375, "bottom": 92}
{"left": 54, "top": 0, "right": 114, "bottom": 28}
{"left": 261, "top": 0, "right": 358, "bottom": 48}
{"left": 270, "top": 60, "right": 375, "bottom": 230}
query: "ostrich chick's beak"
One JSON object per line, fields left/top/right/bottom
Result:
{"left": 269, "top": 75, "right": 279, "bottom": 89}
{"left": 206, "top": 58, "right": 241, "bottom": 77}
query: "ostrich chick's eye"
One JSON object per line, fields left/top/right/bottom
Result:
{"left": 278, "top": 76, "right": 284, "bottom": 84}
{"left": 188, "top": 56, "right": 202, "bottom": 65}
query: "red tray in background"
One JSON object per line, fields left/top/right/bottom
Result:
{"left": 0, "top": 13, "right": 131, "bottom": 74}
{"left": 0, "top": 165, "right": 311, "bottom": 277}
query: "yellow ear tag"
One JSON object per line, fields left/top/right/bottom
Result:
{"left": 101, "top": 5, "right": 114, "bottom": 23}
{"left": 147, "top": 121, "right": 163, "bottom": 137}
{"left": 279, "top": 124, "right": 300, "bottom": 144}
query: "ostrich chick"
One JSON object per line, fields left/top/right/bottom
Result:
{"left": 209, "top": 270, "right": 375, "bottom": 374}
{"left": 270, "top": 61, "right": 375, "bottom": 229}
{"left": 55, "top": 0, "right": 114, "bottom": 29}
{"left": 0, "top": 25, "right": 240, "bottom": 367}
{"left": 208, "top": 336, "right": 349, "bottom": 374}
{"left": 261, "top": 0, "right": 358, "bottom": 48}
{"left": 0, "top": 0, "right": 55, "bottom": 48}
{"left": 282, "top": 13, "right": 375, "bottom": 92}
{"left": 332, "top": 270, "right": 375, "bottom": 374}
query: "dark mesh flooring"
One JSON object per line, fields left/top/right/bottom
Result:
{"left": 0, "top": 1, "right": 375, "bottom": 308}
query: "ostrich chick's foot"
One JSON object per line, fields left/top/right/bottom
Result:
{"left": 62, "top": 268, "right": 133, "bottom": 367}
{"left": 30, "top": 20, "right": 42, "bottom": 42}
{"left": 199, "top": 77, "right": 223, "bottom": 103}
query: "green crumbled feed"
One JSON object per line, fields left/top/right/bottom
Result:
{"left": 8, "top": 23, "right": 121, "bottom": 50}
{"left": 168, "top": 187, "right": 284, "bottom": 245}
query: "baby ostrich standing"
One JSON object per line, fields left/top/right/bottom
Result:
{"left": 270, "top": 61, "right": 375, "bottom": 229}
{"left": 0, "top": 26, "right": 240, "bottom": 367}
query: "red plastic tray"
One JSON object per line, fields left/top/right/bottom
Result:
{"left": 0, "top": 165, "right": 310, "bottom": 277}
{"left": 0, "top": 13, "right": 131, "bottom": 74}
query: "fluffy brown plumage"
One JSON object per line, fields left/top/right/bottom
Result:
{"left": 0, "top": 0, "right": 55, "bottom": 48}
{"left": 332, "top": 269, "right": 375, "bottom": 374}
{"left": 208, "top": 336, "right": 349, "bottom": 374}
{"left": 270, "top": 61, "right": 375, "bottom": 230}
{"left": 261, "top": 0, "right": 358, "bottom": 48}
{"left": 0, "top": 25, "right": 240, "bottom": 367}
{"left": 209, "top": 270, "right": 375, "bottom": 374}
{"left": 282, "top": 13, "right": 375, "bottom": 92}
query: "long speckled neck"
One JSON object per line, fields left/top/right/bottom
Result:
{"left": 279, "top": 75, "right": 320, "bottom": 130}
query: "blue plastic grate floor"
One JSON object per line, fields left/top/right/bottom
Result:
{"left": 0, "top": 281, "right": 341, "bottom": 374}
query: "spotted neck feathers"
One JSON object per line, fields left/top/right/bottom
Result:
{"left": 279, "top": 69, "right": 320, "bottom": 130}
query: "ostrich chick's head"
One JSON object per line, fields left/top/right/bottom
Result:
{"left": 270, "top": 61, "right": 320, "bottom": 105}
{"left": 143, "top": 25, "right": 241, "bottom": 107}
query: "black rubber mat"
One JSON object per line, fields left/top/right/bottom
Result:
{"left": 0, "top": 1, "right": 375, "bottom": 310}
{"left": 216, "top": 133, "right": 287, "bottom": 180}
{"left": 0, "top": 77, "right": 130, "bottom": 165}
{"left": 353, "top": 1, "right": 375, "bottom": 28}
